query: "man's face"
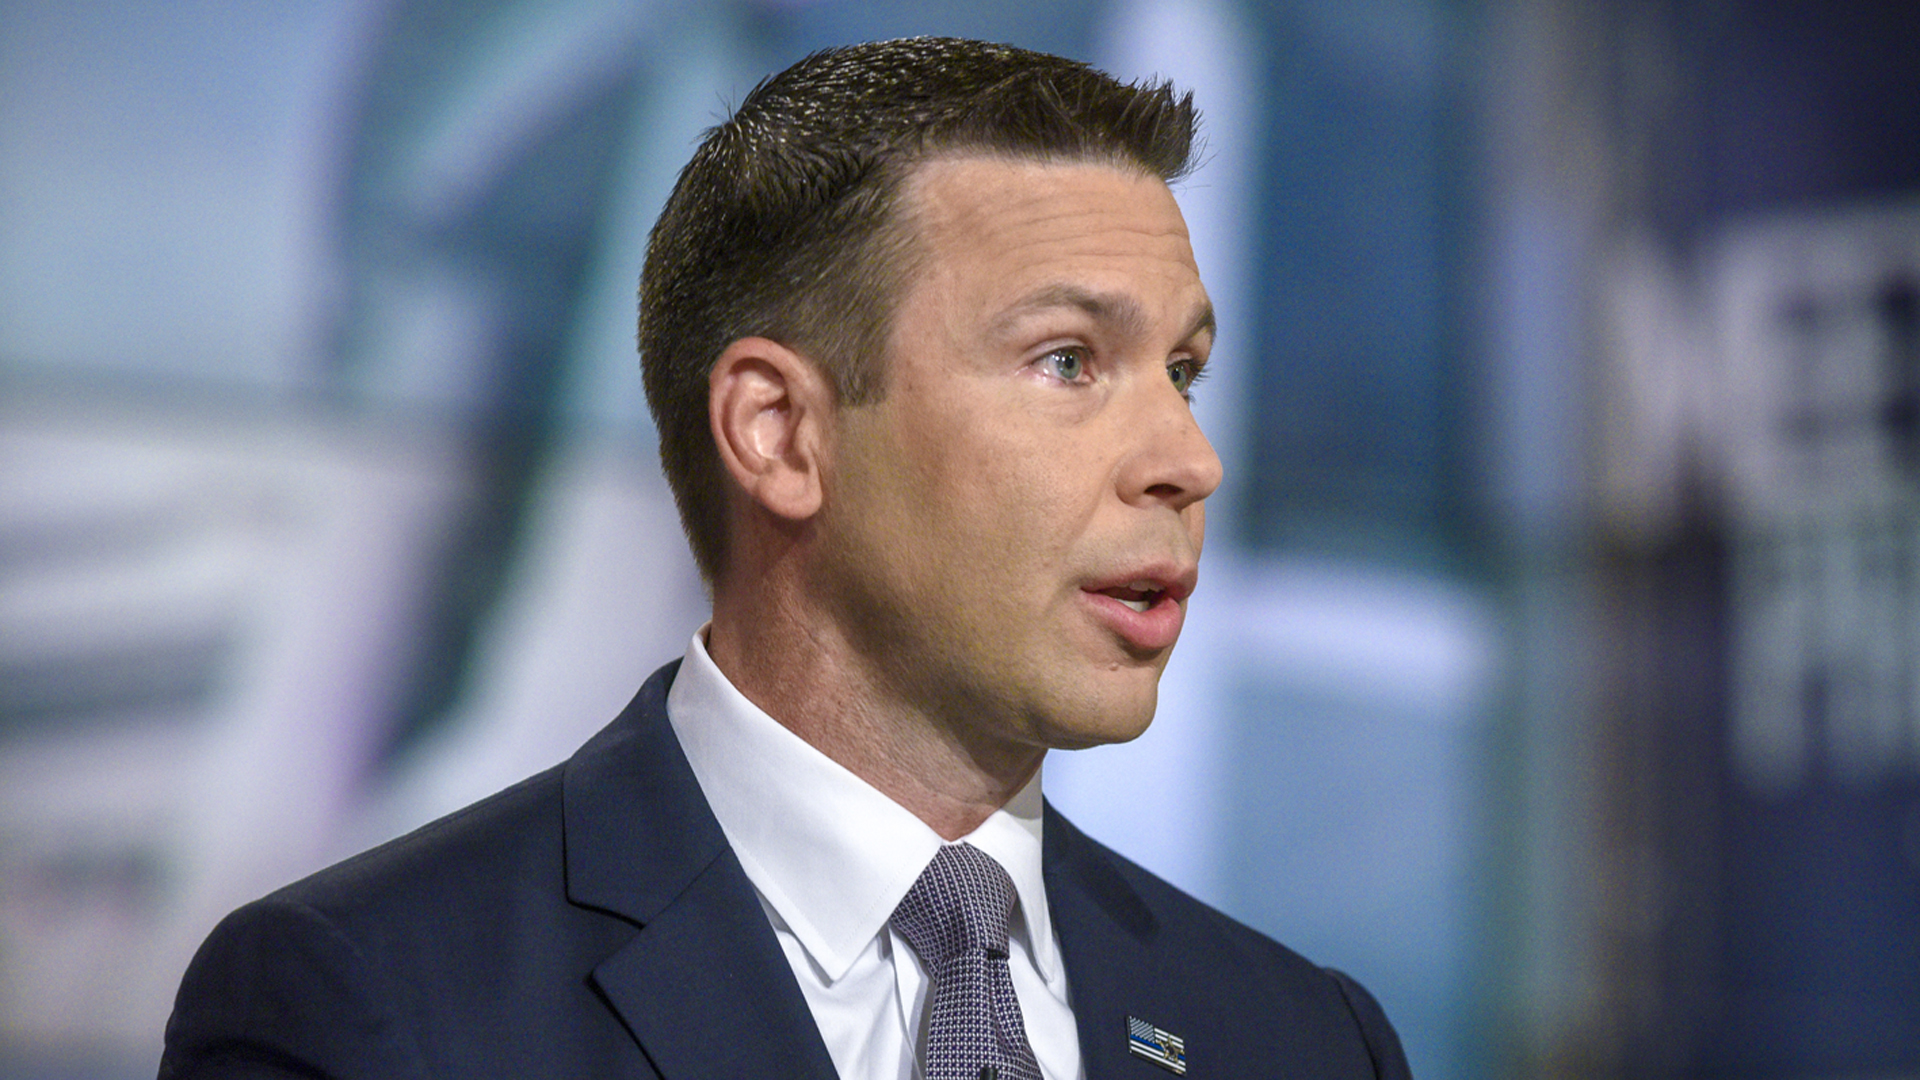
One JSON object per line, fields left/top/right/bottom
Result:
{"left": 813, "top": 156, "right": 1221, "bottom": 755}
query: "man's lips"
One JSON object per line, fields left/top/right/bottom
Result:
{"left": 1080, "top": 568, "right": 1196, "bottom": 652}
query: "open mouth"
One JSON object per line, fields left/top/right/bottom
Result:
{"left": 1099, "top": 581, "right": 1167, "bottom": 613}
{"left": 1084, "top": 572, "right": 1192, "bottom": 650}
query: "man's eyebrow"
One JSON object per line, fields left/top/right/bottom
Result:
{"left": 1186, "top": 301, "right": 1218, "bottom": 348}
{"left": 992, "top": 284, "right": 1217, "bottom": 347}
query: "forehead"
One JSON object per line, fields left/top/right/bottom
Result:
{"left": 901, "top": 155, "right": 1195, "bottom": 264}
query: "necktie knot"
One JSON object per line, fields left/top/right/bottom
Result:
{"left": 892, "top": 843, "right": 1017, "bottom": 965}
{"left": 891, "top": 843, "right": 1041, "bottom": 1080}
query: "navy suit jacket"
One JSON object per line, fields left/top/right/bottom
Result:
{"left": 161, "top": 662, "right": 1411, "bottom": 1078}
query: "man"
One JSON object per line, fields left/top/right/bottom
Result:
{"left": 161, "top": 38, "right": 1411, "bottom": 1079}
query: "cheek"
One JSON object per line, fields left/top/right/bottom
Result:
{"left": 890, "top": 395, "right": 1109, "bottom": 568}
{"left": 963, "top": 462, "right": 1099, "bottom": 576}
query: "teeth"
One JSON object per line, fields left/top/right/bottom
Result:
{"left": 1098, "top": 580, "right": 1165, "bottom": 613}
{"left": 1108, "top": 581, "right": 1164, "bottom": 613}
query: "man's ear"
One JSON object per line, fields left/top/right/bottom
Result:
{"left": 709, "top": 336, "right": 833, "bottom": 521}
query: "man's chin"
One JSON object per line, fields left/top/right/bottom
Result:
{"left": 1033, "top": 694, "right": 1159, "bottom": 751}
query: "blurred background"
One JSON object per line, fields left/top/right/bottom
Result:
{"left": 2, "top": 0, "right": 1917, "bottom": 1077}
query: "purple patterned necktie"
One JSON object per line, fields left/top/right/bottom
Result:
{"left": 892, "top": 843, "right": 1044, "bottom": 1080}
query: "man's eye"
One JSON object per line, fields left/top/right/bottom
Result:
{"left": 1042, "top": 348, "right": 1088, "bottom": 382}
{"left": 1168, "top": 359, "right": 1204, "bottom": 397}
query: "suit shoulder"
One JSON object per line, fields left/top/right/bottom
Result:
{"left": 1049, "top": 809, "right": 1310, "bottom": 966}
{"left": 1045, "top": 809, "right": 1412, "bottom": 1078}
{"left": 165, "top": 752, "right": 648, "bottom": 1078}
{"left": 271, "top": 760, "right": 569, "bottom": 922}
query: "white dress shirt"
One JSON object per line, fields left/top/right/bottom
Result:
{"left": 666, "top": 629, "right": 1084, "bottom": 1080}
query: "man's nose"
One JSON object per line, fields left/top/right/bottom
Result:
{"left": 1118, "top": 381, "right": 1223, "bottom": 512}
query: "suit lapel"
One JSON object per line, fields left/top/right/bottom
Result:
{"left": 593, "top": 850, "right": 838, "bottom": 1079}
{"left": 1044, "top": 804, "right": 1189, "bottom": 1080}
{"left": 564, "top": 663, "right": 839, "bottom": 1080}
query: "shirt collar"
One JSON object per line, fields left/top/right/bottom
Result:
{"left": 665, "top": 627, "right": 1058, "bottom": 984}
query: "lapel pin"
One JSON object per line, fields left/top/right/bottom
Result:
{"left": 1127, "top": 1015, "right": 1187, "bottom": 1075}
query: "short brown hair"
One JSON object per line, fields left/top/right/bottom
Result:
{"left": 638, "top": 36, "right": 1198, "bottom": 582}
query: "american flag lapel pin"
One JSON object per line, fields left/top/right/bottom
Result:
{"left": 1126, "top": 1015, "right": 1187, "bottom": 1075}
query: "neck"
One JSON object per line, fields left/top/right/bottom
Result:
{"left": 707, "top": 577, "right": 1044, "bottom": 841}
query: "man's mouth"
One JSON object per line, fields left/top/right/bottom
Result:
{"left": 1081, "top": 572, "right": 1192, "bottom": 652}
{"left": 1099, "top": 581, "right": 1168, "bottom": 613}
